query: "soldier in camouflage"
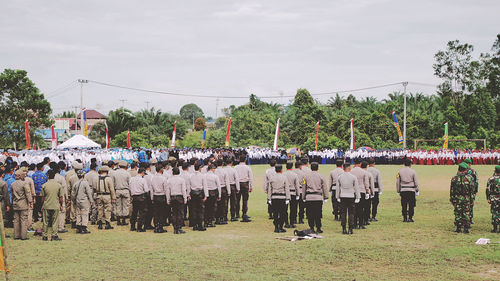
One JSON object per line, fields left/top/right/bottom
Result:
{"left": 463, "top": 159, "right": 478, "bottom": 224}
{"left": 486, "top": 165, "right": 500, "bottom": 233}
{"left": 449, "top": 162, "right": 474, "bottom": 233}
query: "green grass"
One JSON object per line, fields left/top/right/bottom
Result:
{"left": 4, "top": 165, "right": 500, "bottom": 281}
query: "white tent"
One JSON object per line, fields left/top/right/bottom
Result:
{"left": 57, "top": 134, "right": 101, "bottom": 149}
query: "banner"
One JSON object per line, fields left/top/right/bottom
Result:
{"left": 443, "top": 122, "right": 449, "bottom": 149}
{"left": 201, "top": 129, "right": 207, "bottom": 149}
{"left": 225, "top": 117, "right": 232, "bottom": 147}
{"left": 51, "top": 125, "right": 56, "bottom": 149}
{"left": 24, "top": 119, "right": 30, "bottom": 150}
{"left": 83, "top": 108, "right": 88, "bottom": 136}
{"left": 105, "top": 121, "right": 110, "bottom": 149}
{"left": 315, "top": 121, "right": 319, "bottom": 150}
{"left": 273, "top": 118, "right": 280, "bottom": 151}
{"left": 350, "top": 118, "right": 355, "bottom": 150}
{"left": 171, "top": 121, "right": 177, "bottom": 148}
{"left": 127, "top": 130, "right": 131, "bottom": 149}
{"left": 392, "top": 111, "right": 404, "bottom": 144}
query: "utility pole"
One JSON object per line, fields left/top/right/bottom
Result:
{"left": 72, "top": 106, "right": 79, "bottom": 133}
{"left": 78, "top": 79, "right": 88, "bottom": 135}
{"left": 192, "top": 113, "right": 195, "bottom": 130}
{"left": 145, "top": 101, "right": 150, "bottom": 110}
{"left": 215, "top": 98, "right": 220, "bottom": 119}
{"left": 119, "top": 99, "right": 127, "bottom": 108}
{"left": 403, "top": 81, "right": 408, "bottom": 149}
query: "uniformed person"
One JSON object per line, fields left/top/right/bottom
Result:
{"left": 463, "top": 159, "right": 478, "bottom": 224}
{"left": 189, "top": 162, "right": 208, "bottom": 231}
{"left": 96, "top": 166, "right": 116, "bottom": 230}
{"left": 52, "top": 165, "right": 68, "bottom": 233}
{"left": 283, "top": 162, "right": 300, "bottom": 228}
{"left": 362, "top": 161, "right": 374, "bottom": 225}
{"left": 215, "top": 159, "right": 230, "bottom": 225}
{"left": 66, "top": 161, "right": 82, "bottom": 228}
{"left": 166, "top": 167, "right": 188, "bottom": 234}
{"left": 486, "top": 165, "right": 500, "bottom": 233}
{"left": 72, "top": 170, "right": 94, "bottom": 234}
{"left": 350, "top": 159, "right": 370, "bottom": 228}
{"left": 0, "top": 170, "right": 9, "bottom": 228}
{"left": 234, "top": 155, "right": 253, "bottom": 222}
{"left": 329, "top": 159, "right": 344, "bottom": 221}
{"left": 268, "top": 165, "right": 291, "bottom": 233}
{"left": 367, "top": 158, "right": 382, "bottom": 221}
{"left": 450, "top": 162, "right": 474, "bottom": 233}
{"left": 302, "top": 162, "right": 329, "bottom": 233}
{"left": 293, "top": 161, "right": 306, "bottom": 224}
{"left": 204, "top": 164, "right": 221, "bottom": 227}
{"left": 224, "top": 159, "right": 240, "bottom": 222}
{"left": 396, "top": 159, "right": 419, "bottom": 222}
{"left": 21, "top": 167, "right": 36, "bottom": 232}
{"left": 112, "top": 160, "right": 131, "bottom": 226}
{"left": 129, "top": 168, "right": 149, "bottom": 232}
{"left": 85, "top": 163, "right": 99, "bottom": 225}
{"left": 336, "top": 163, "right": 360, "bottom": 234}
{"left": 264, "top": 159, "right": 277, "bottom": 220}
{"left": 151, "top": 165, "right": 168, "bottom": 233}
{"left": 12, "top": 169, "right": 32, "bottom": 240}
{"left": 41, "top": 170, "right": 64, "bottom": 241}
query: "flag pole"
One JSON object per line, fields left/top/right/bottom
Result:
{"left": 0, "top": 206, "right": 10, "bottom": 280}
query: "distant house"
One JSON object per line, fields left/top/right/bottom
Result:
{"left": 55, "top": 109, "right": 106, "bottom": 135}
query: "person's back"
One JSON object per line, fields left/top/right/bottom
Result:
{"left": 41, "top": 171, "right": 63, "bottom": 241}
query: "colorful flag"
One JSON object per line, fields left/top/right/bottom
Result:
{"left": 126, "top": 130, "right": 131, "bottom": 149}
{"left": 56, "top": 132, "right": 59, "bottom": 146}
{"left": 225, "top": 117, "right": 232, "bottom": 147}
{"left": 273, "top": 118, "right": 280, "bottom": 151}
{"left": 443, "top": 122, "right": 449, "bottom": 149}
{"left": 201, "top": 129, "right": 207, "bottom": 149}
{"left": 171, "top": 121, "right": 177, "bottom": 148}
{"left": 392, "top": 111, "right": 404, "bottom": 144}
{"left": 350, "top": 118, "right": 355, "bottom": 150}
{"left": 105, "top": 121, "right": 110, "bottom": 149}
{"left": 0, "top": 219, "right": 6, "bottom": 272}
{"left": 24, "top": 119, "right": 30, "bottom": 150}
{"left": 83, "top": 108, "right": 88, "bottom": 136}
{"left": 315, "top": 121, "right": 319, "bottom": 150}
{"left": 51, "top": 125, "right": 56, "bottom": 149}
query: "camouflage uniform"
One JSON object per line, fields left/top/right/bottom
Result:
{"left": 450, "top": 171, "right": 474, "bottom": 229}
{"left": 465, "top": 167, "right": 478, "bottom": 223}
{"left": 486, "top": 173, "right": 500, "bottom": 231}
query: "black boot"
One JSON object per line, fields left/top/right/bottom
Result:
{"left": 491, "top": 225, "right": 498, "bottom": 233}
{"left": 177, "top": 228, "right": 186, "bottom": 234}
{"left": 342, "top": 226, "right": 348, "bottom": 235}
{"left": 298, "top": 218, "right": 304, "bottom": 224}
{"left": 137, "top": 224, "right": 146, "bottom": 232}
{"left": 316, "top": 228, "right": 323, "bottom": 234}
{"left": 51, "top": 235, "right": 62, "bottom": 241}
{"left": 130, "top": 222, "right": 136, "bottom": 231}
{"left": 105, "top": 221, "right": 114, "bottom": 230}
{"left": 403, "top": 216, "right": 407, "bottom": 222}
{"left": 81, "top": 226, "right": 91, "bottom": 234}
{"left": 274, "top": 226, "right": 280, "bottom": 233}
{"left": 408, "top": 217, "right": 414, "bottom": 223}
{"left": 348, "top": 228, "right": 353, "bottom": 234}
{"left": 454, "top": 226, "right": 461, "bottom": 233}
{"left": 98, "top": 221, "right": 103, "bottom": 230}
{"left": 279, "top": 226, "right": 286, "bottom": 233}
{"left": 215, "top": 218, "right": 221, "bottom": 225}
{"left": 463, "top": 227, "right": 470, "bottom": 234}
{"left": 230, "top": 217, "right": 238, "bottom": 222}
{"left": 76, "top": 225, "right": 82, "bottom": 234}
{"left": 199, "top": 223, "right": 207, "bottom": 231}
{"left": 71, "top": 222, "right": 77, "bottom": 229}
{"left": 116, "top": 217, "right": 122, "bottom": 226}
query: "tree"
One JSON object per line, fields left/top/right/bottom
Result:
{"left": 106, "top": 108, "right": 136, "bottom": 138}
{"left": 194, "top": 117, "right": 206, "bottom": 131}
{"left": 0, "top": 69, "right": 52, "bottom": 147}
{"left": 55, "top": 111, "right": 76, "bottom": 118}
{"left": 179, "top": 103, "right": 204, "bottom": 122}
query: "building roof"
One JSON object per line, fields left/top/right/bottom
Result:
{"left": 77, "top": 109, "right": 105, "bottom": 119}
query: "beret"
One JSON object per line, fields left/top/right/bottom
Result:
{"left": 463, "top": 159, "right": 472, "bottom": 164}
{"left": 459, "top": 162, "right": 469, "bottom": 170}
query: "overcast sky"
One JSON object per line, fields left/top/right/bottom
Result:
{"left": 1, "top": 0, "right": 499, "bottom": 118}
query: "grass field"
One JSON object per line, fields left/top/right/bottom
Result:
{"left": 4, "top": 164, "right": 500, "bottom": 281}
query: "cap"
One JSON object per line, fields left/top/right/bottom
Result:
{"left": 98, "top": 165, "right": 110, "bottom": 173}
{"left": 113, "top": 159, "right": 119, "bottom": 165}
{"left": 107, "top": 160, "right": 115, "bottom": 167}
{"left": 119, "top": 160, "right": 128, "bottom": 168}
{"left": 73, "top": 163, "right": 83, "bottom": 170}
{"left": 459, "top": 162, "right": 469, "bottom": 170}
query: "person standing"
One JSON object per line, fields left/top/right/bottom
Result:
{"left": 283, "top": 162, "right": 300, "bottom": 228}
{"left": 302, "top": 162, "right": 329, "bottom": 233}
{"left": 268, "top": 165, "right": 291, "bottom": 233}
{"left": 112, "top": 161, "right": 131, "bottom": 226}
{"left": 396, "top": 159, "right": 419, "bottom": 222}
{"left": 204, "top": 165, "right": 221, "bottom": 227}
{"left": 189, "top": 162, "right": 208, "bottom": 231}
{"left": 21, "top": 167, "right": 36, "bottom": 232}
{"left": 41, "top": 170, "right": 64, "bottom": 241}
{"left": 96, "top": 166, "right": 116, "bottom": 230}
{"left": 367, "top": 158, "right": 383, "bottom": 221}
{"left": 85, "top": 163, "right": 99, "bottom": 225}
{"left": 0, "top": 170, "right": 9, "bottom": 228}
{"left": 350, "top": 159, "right": 370, "bottom": 229}
{"left": 129, "top": 168, "right": 149, "bottom": 232}
{"left": 72, "top": 170, "right": 94, "bottom": 234}
{"left": 12, "top": 169, "right": 33, "bottom": 240}
{"left": 215, "top": 159, "right": 230, "bottom": 225}
{"left": 463, "top": 158, "right": 478, "bottom": 224}
{"left": 225, "top": 159, "right": 240, "bottom": 222}
{"left": 336, "top": 163, "right": 360, "bottom": 234}
{"left": 264, "top": 159, "right": 277, "bottom": 220}
{"left": 150, "top": 165, "right": 168, "bottom": 233}
{"left": 52, "top": 166, "right": 68, "bottom": 233}
{"left": 166, "top": 167, "right": 188, "bottom": 234}
{"left": 65, "top": 161, "right": 79, "bottom": 227}
{"left": 293, "top": 161, "right": 306, "bottom": 224}
{"left": 234, "top": 155, "right": 253, "bottom": 222}
{"left": 361, "top": 161, "right": 374, "bottom": 226}
{"left": 31, "top": 162, "right": 47, "bottom": 222}
{"left": 450, "top": 163, "right": 474, "bottom": 233}
{"left": 486, "top": 165, "right": 500, "bottom": 233}
{"left": 329, "top": 159, "right": 344, "bottom": 221}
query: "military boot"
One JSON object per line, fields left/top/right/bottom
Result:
{"left": 198, "top": 223, "right": 207, "bottom": 231}
{"left": 81, "top": 226, "right": 91, "bottom": 234}
{"left": 137, "top": 224, "right": 146, "bottom": 232}
{"left": 463, "top": 227, "right": 470, "bottom": 234}
{"left": 116, "top": 217, "right": 122, "bottom": 226}
{"left": 274, "top": 226, "right": 280, "bottom": 233}
{"left": 454, "top": 226, "right": 461, "bottom": 233}
{"left": 342, "top": 226, "right": 348, "bottom": 235}
{"left": 71, "top": 222, "right": 77, "bottom": 229}
{"left": 348, "top": 228, "right": 354, "bottom": 235}
{"left": 98, "top": 221, "right": 103, "bottom": 230}
{"left": 491, "top": 224, "right": 498, "bottom": 233}
{"left": 51, "top": 235, "right": 62, "bottom": 241}
{"left": 121, "top": 217, "right": 129, "bottom": 226}
{"left": 105, "top": 221, "right": 114, "bottom": 230}
{"left": 76, "top": 225, "right": 82, "bottom": 234}
{"left": 130, "top": 222, "right": 136, "bottom": 231}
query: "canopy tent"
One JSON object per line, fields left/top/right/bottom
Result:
{"left": 57, "top": 134, "right": 101, "bottom": 149}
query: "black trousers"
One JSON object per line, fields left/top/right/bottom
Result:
{"left": 240, "top": 182, "right": 250, "bottom": 216}
{"left": 272, "top": 199, "right": 287, "bottom": 228}
{"left": 371, "top": 192, "right": 380, "bottom": 218}
{"left": 33, "top": 195, "right": 43, "bottom": 221}
{"left": 298, "top": 194, "right": 305, "bottom": 220}
{"left": 171, "top": 195, "right": 185, "bottom": 229}
{"left": 340, "top": 198, "right": 355, "bottom": 228}
{"left": 153, "top": 195, "right": 167, "bottom": 228}
{"left": 190, "top": 193, "right": 205, "bottom": 226}
{"left": 355, "top": 193, "right": 366, "bottom": 226}
{"left": 306, "top": 200, "right": 323, "bottom": 230}
{"left": 331, "top": 190, "right": 340, "bottom": 216}
{"left": 205, "top": 189, "right": 219, "bottom": 223}
{"left": 364, "top": 196, "right": 372, "bottom": 222}
{"left": 289, "top": 196, "right": 298, "bottom": 224}
{"left": 229, "top": 185, "right": 239, "bottom": 218}
{"left": 131, "top": 194, "right": 147, "bottom": 227}
{"left": 400, "top": 191, "right": 416, "bottom": 219}
{"left": 216, "top": 187, "right": 229, "bottom": 220}
{"left": 145, "top": 196, "right": 153, "bottom": 227}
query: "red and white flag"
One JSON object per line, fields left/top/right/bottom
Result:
{"left": 105, "top": 121, "right": 110, "bottom": 149}
{"left": 51, "top": 125, "right": 56, "bottom": 149}
{"left": 24, "top": 120, "right": 30, "bottom": 150}
{"left": 126, "top": 130, "right": 131, "bottom": 149}
{"left": 273, "top": 118, "right": 280, "bottom": 151}
{"left": 350, "top": 118, "right": 355, "bottom": 150}
{"left": 171, "top": 120, "right": 177, "bottom": 148}
{"left": 225, "top": 117, "right": 232, "bottom": 147}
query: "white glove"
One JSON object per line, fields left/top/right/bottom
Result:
{"left": 323, "top": 199, "right": 328, "bottom": 203}
{"left": 365, "top": 193, "right": 369, "bottom": 200}
{"left": 330, "top": 191, "right": 333, "bottom": 196}
{"left": 268, "top": 200, "right": 272, "bottom": 205}
{"left": 355, "top": 198, "right": 360, "bottom": 204}
{"left": 337, "top": 199, "right": 341, "bottom": 203}
{"left": 379, "top": 191, "right": 382, "bottom": 195}
{"left": 416, "top": 191, "right": 419, "bottom": 196}
{"left": 285, "top": 200, "right": 289, "bottom": 205}
{"left": 296, "top": 195, "right": 300, "bottom": 200}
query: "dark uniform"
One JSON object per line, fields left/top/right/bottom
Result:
{"left": 450, "top": 163, "right": 474, "bottom": 233}
{"left": 166, "top": 174, "right": 188, "bottom": 234}
{"left": 486, "top": 166, "right": 500, "bottom": 233}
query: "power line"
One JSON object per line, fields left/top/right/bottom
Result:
{"left": 45, "top": 80, "right": 78, "bottom": 98}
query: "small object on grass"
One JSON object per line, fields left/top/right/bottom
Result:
{"left": 475, "top": 238, "right": 490, "bottom": 245}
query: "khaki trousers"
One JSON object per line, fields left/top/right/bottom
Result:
{"left": 97, "top": 195, "right": 112, "bottom": 223}
{"left": 76, "top": 205, "right": 90, "bottom": 226}
{"left": 14, "top": 209, "right": 29, "bottom": 239}
{"left": 58, "top": 201, "right": 66, "bottom": 231}
{"left": 115, "top": 189, "right": 130, "bottom": 217}
{"left": 42, "top": 209, "right": 59, "bottom": 238}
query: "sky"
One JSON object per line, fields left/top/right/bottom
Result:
{"left": 1, "top": 0, "right": 499, "bottom": 118}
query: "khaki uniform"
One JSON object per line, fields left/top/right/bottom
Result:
{"left": 234, "top": 163, "right": 253, "bottom": 219}
{"left": 72, "top": 179, "right": 94, "bottom": 227}
{"left": 85, "top": 170, "right": 99, "bottom": 223}
{"left": 204, "top": 172, "right": 221, "bottom": 225}
{"left": 96, "top": 175, "right": 116, "bottom": 224}
{"left": 41, "top": 179, "right": 63, "bottom": 238}
{"left": 54, "top": 173, "right": 67, "bottom": 231}
{"left": 188, "top": 171, "right": 208, "bottom": 228}
{"left": 65, "top": 168, "right": 77, "bottom": 222}
{"left": 367, "top": 166, "right": 383, "bottom": 220}
{"left": 351, "top": 166, "right": 370, "bottom": 227}
{"left": 329, "top": 167, "right": 344, "bottom": 219}
{"left": 215, "top": 167, "right": 231, "bottom": 222}
{"left": 24, "top": 176, "right": 36, "bottom": 229}
{"left": 112, "top": 169, "right": 131, "bottom": 217}
{"left": 303, "top": 171, "right": 328, "bottom": 231}
{"left": 336, "top": 172, "right": 361, "bottom": 229}
{"left": 224, "top": 166, "right": 240, "bottom": 220}
{"left": 396, "top": 166, "right": 419, "bottom": 220}
{"left": 0, "top": 179, "right": 9, "bottom": 227}
{"left": 283, "top": 170, "right": 300, "bottom": 225}
{"left": 12, "top": 179, "right": 32, "bottom": 240}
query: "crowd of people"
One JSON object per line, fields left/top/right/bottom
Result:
{"left": 1, "top": 146, "right": 499, "bottom": 242}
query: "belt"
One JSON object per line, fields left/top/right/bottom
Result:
{"left": 401, "top": 186, "right": 415, "bottom": 188}
{"left": 290, "top": 190, "right": 296, "bottom": 193}
{"left": 272, "top": 193, "right": 285, "bottom": 196}
{"left": 132, "top": 193, "right": 146, "bottom": 197}
{"left": 97, "top": 193, "right": 110, "bottom": 195}
{"left": 306, "top": 191, "right": 322, "bottom": 195}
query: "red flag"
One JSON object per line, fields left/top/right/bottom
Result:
{"left": 350, "top": 118, "right": 355, "bottom": 150}
{"left": 51, "top": 125, "right": 56, "bottom": 149}
{"left": 315, "top": 121, "right": 319, "bottom": 150}
{"left": 171, "top": 121, "right": 177, "bottom": 148}
{"left": 24, "top": 120, "right": 30, "bottom": 150}
{"left": 56, "top": 132, "right": 59, "bottom": 146}
{"left": 105, "top": 122, "right": 110, "bottom": 149}
{"left": 126, "top": 130, "right": 131, "bottom": 149}
{"left": 225, "top": 117, "right": 232, "bottom": 147}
